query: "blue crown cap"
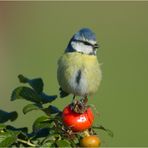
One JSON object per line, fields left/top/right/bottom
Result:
{"left": 65, "top": 28, "right": 96, "bottom": 52}
{"left": 74, "top": 28, "right": 96, "bottom": 41}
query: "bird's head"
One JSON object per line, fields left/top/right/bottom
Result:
{"left": 65, "top": 28, "right": 99, "bottom": 55}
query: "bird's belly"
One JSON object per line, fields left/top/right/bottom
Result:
{"left": 57, "top": 53, "right": 102, "bottom": 96}
{"left": 70, "top": 67, "right": 101, "bottom": 96}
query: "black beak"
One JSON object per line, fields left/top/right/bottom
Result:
{"left": 93, "top": 43, "right": 99, "bottom": 49}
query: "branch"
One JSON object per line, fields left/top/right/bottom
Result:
{"left": 17, "top": 138, "right": 36, "bottom": 147}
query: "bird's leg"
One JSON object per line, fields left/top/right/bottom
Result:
{"left": 83, "top": 96, "right": 88, "bottom": 105}
{"left": 72, "top": 95, "right": 77, "bottom": 105}
{"left": 73, "top": 96, "right": 88, "bottom": 113}
{"left": 71, "top": 95, "right": 88, "bottom": 113}
{"left": 72, "top": 95, "right": 76, "bottom": 101}
{"left": 71, "top": 95, "right": 76, "bottom": 109}
{"left": 79, "top": 96, "right": 88, "bottom": 112}
{"left": 71, "top": 95, "right": 81, "bottom": 113}
{"left": 71, "top": 95, "right": 83, "bottom": 113}
{"left": 80, "top": 96, "right": 88, "bottom": 106}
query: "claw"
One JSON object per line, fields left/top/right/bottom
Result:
{"left": 83, "top": 96, "right": 88, "bottom": 105}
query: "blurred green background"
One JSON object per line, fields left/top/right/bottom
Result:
{"left": 0, "top": 1, "right": 148, "bottom": 146}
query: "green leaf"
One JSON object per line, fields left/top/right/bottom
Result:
{"left": 23, "top": 103, "right": 43, "bottom": 114}
{"left": 41, "top": 141, "right": 53, "bottom": 147}
{"left": 18, "top": 74, "right": 44, "bottom": 94}
{"left": 11, "top": 86, "right": 57, "bottom": 104}
{"left": 32, "top": 116, "right": 50, "bottom": 133}
{"left": 0, "top": 110, "right": 18, "bottom": 123}
{"left": 41, "top": 137, "right": 56, "bottom": 147}
{"left": 6, "top": 125, "right": 28, "bottom": 133}
{"left": 38, "top": 93, "right": 57, "bottom": 103}
{"left": 18, "top": 74, "right": 29, "bottom": 83}
{"left": 11, "top": 86, "right": 41, "bottom": 103}
{"left": 47, "top": 105, "right": 61, "bottom": 114}
{"left": 93, "top": 125, "right": 114, "bottom": 137}
{"left": 43, "top": 105, "right": 61, "bottom": 115}
{"left": 0, "top": 131, "right": 19, "bottom": 147}
{"left": 0, "top": 124, "right": 6, "bottom": 130}
{"left": 0, "top": 133, "right": 15, "bottom": 147}
{"left": 29, "top": 78, "right": 43, "bottom": 94}
{"left": 41, "top": 134, "right": 59, "bottom": 144}
{"left": 9, "top": 111, "right": 18, "bottom": 122}
{"left": 56, "top": 139, "right": 71, "bottom": 147}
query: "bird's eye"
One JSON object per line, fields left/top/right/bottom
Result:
{"left": 76, "top": 39, "right": 96, "bottom": 48}
{"left": 83, "top": 41, "right": 92, "bottom": 46}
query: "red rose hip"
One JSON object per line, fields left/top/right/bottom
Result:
{"left": 62, "top": 105, "right": 94, "bottom": 132}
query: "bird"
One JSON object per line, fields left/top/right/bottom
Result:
{"left": 57, "top": 28, "right": 102, "bottom": 102}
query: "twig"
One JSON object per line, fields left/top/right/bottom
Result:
{"left": 17, "top": 138, "right": 36, "bottom": 147}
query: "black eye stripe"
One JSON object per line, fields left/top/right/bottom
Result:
{"left": 82, "top": 41, "right": 92, "bottom": 46}
{"left": 77, "top": 40, "right": 93, "bottom": 46}
{"left": 73, "top": 39, "right": 98, "bottom": 48}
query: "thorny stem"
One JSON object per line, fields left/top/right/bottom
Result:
{"left": 17, "top": 138, "right": 36, "bottom": 147}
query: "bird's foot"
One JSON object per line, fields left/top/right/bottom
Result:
{"left": 71, "top": 96, "right": 88, "bottom": 113}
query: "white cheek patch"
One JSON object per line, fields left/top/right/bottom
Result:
{"left": 71, "top": 41, "right": 93, "bottom": 55}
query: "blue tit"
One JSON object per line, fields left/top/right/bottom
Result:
{"left": 57, "top": 28, "right": 102, "bottom": 100}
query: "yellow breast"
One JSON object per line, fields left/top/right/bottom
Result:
{"left": 57, "top": 52, "right": 102, "bottom": 96}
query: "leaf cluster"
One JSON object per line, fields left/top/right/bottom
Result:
{"left": 0, "top": 75, "right": 113, "bottom": 147}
